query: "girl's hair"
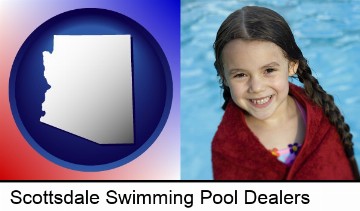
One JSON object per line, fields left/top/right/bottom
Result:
{"left": 213, "top": 6, "right": 359, "bottom": 179}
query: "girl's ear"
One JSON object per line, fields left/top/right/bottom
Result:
{"left": 288, "top": 60, "right": 299, "bottom": 76}
{"left": 220, "top": 74, "right": 228, "bottom": 86}
{"left": 223, "top": 78, "right": 228, "bottom": 86}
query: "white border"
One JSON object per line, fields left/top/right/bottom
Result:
{"left": 0, "top": 182, "right": 358, "bottom": 210}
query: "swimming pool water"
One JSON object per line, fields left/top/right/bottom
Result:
{"left": 181, "top": 0, "right": 360, "bottom": 179}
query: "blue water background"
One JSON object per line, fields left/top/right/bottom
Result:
{"left": 181, "top": 0, "right": 360, "bottom": 180}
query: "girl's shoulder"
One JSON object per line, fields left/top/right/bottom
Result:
{"left": 288, "top": 83, "right": 317, "bottom": 109}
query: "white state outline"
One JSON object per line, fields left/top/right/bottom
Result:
{"left": 40, "top": 35, "right": 134, "bottom": 144}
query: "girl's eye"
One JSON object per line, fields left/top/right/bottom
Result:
{"left": 234, "top": 73, "right": 246, "bottom": 78}
{"left": 265, "top": 68, "right": 276, "bottom": 74}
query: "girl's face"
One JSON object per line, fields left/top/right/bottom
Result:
{"left": 222, "top": 39, "right": 298, "bottom": 121}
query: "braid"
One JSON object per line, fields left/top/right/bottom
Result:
{"left": 214, "top": 56, "right": 231, "bottom": 110}
{"left": 221, "top": 85, "right": 231, "bottom": 110}
{"left": 296, "top": 59, "right": 360, "bottom": 179}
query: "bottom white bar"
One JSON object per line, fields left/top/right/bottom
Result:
{"left": 0, "top": 182, "right": 358, "bottom": 210}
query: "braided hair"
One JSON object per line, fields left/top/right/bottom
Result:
{"left": 213, "top": 6, "right": 359, "bottom": 179}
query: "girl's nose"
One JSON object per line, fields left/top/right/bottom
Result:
{"left": 248, "top": 76, "right": 265, "bottom": 93}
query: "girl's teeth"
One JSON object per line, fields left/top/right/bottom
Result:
{"left": 251, "top": 96, "right": 271, "bottom": 105}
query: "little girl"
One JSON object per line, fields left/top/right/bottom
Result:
{"left": 211, "top": 6, "right": 359, "bottom": 180}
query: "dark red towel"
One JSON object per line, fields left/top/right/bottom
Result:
{"left": 212, "top": 83, "right": 354, "bottom": 180}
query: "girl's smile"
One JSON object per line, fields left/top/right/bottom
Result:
{"left": 249, "top": 95, "right": 273, "bottom": 108}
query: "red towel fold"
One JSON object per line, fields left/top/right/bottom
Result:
{"left": 212, "top": 83, "right": 354, "bottom": 180}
